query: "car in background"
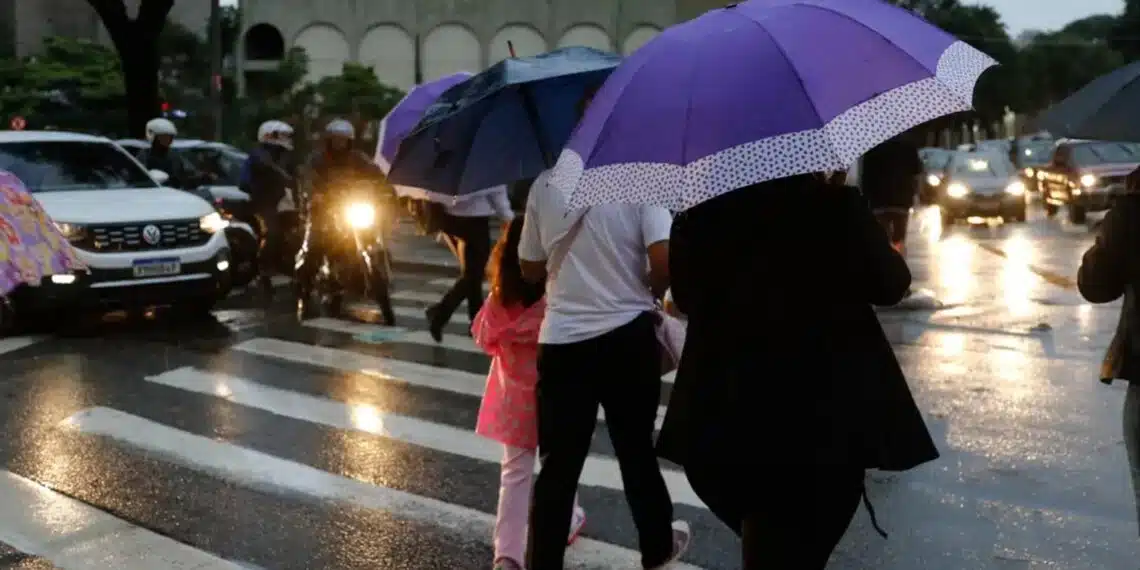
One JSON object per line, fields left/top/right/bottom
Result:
{"left": 936, "top": 151, "right": 1027, "bottom": 225}
{"left": 1014, "top": 139, "right": 1055, "bottom": 192}
{"left": 0, "top": 131, "right": 232, "bottom": 316}
{"left": 919, "top": 147, "right": 954, "bottom": 204}
{"left": 1036, "top": 139, "right": 1140, "bottom": 224}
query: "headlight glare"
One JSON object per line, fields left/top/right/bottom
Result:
{"left": 53, "top": 222, "right": 86, "bottom": 242}
{"left": 926, "top": 174, "right": 942, "bottom": 187}
{"left": 1005, "top": 181, "right": 1026, "bottom": 196}
{"left": 946, "top": 183, "right": 969, "bottom": 199}
{"left": 345, "top": 202, "right": 376, "bottom": 229}
{"left": 199, "top": 212, "right": 229, "bottom": 233}
{"left": 1080, "top": 174, "right": 1098, "bottom": 188}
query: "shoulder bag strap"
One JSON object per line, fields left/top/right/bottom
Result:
{"left": 546, "top": 208, "right": 590, "bottom": 280}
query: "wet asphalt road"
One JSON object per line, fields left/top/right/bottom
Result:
{"left": 0, "top": 201, "right": 1137, "bottom": 570}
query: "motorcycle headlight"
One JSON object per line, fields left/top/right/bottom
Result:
{"left": 926, "top": 174, "right": 942, "bottom": 187}
{"left": 199, "top": 212, "right": 229, "bottom": 233}
{"left": 1080, "top": 174, "right": 1098, "bottom": 188}
{"left": 345, "top": 202, "right": 376, "bottom": 229}
{"left": 53, "top": 222, "right": 87, "bottom": 242}
{"left": 1005, "top": 181, "right": 1026, "bottom": 196}
{"left": 946, "top": 183, "right": 969, "bottom": 199}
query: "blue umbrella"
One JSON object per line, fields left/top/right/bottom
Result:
{"left": 387, "top": 46, "right": 621, "bottom": 197}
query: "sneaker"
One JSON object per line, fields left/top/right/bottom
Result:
{"left": 649, "top": 520, "right": 691, "bottom": 570}
{"left": 567, "top": 506, "right": 587, "bottom": 545}
{"left": 492, "top": 557, "right": 522, "bottom": 570}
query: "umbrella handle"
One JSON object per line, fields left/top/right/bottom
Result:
{"left": 508, "top": 41, "right": 516, "bottom": 58}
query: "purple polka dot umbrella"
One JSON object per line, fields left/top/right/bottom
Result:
{"left": 552, "top": 0, "right": 998, "bottom": 211}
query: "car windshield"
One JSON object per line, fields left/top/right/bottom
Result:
{"left": 181, "top": 147, "right": 247, "bottom": 185}
{"left": 920, "top": 149, "right": 951, "bottom": 170}
{"left": 951, "top": 154, "right": 1013, "bottom": 177}
{"left": 0, "top": 141, "right": 158, "bottom": 192}
{"left": 1071, "top": 142, "right": 1140, "bottom": 165}
{"left": 1020, "top": 142, "right": 1053, "bottom": 166}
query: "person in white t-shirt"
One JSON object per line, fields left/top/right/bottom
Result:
{"left": 515, "top": 86, "right": 690, "bottom": 570}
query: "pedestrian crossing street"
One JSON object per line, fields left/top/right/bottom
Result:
{"left": 0, "top": 272, "right": 716, "bottom": 570}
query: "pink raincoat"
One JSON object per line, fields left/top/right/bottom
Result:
{"left": 472, "top": 295, "right": 546, "bottom": 450}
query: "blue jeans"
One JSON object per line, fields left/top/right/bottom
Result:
{"left": 1124, "top": 382, "right": 1140, "bottom": 534}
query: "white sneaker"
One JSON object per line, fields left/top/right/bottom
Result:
{"left": 649, "top": 520, "right": 691, "bottom": 569}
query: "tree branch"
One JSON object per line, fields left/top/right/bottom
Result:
{"left": 136, "top": 0, "right": 176, "bottom": 43}
{"left": 85, "top": 0, "right": 130, "bottom": 41}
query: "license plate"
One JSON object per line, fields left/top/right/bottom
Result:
{"left": 132, "top": 258, "right": 181, "bottom": 278}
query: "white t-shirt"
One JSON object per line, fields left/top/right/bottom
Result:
{"left": 518, "top": 171, "right": 672, "bottom": 345}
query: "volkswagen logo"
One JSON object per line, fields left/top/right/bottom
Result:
{"left": 142, "top": 224, "right": 162, "bottom": 245}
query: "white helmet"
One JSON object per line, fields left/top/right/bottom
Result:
{"left": 324, "top": 118, "right": 355, "bottom": 140}
{"left": 257, "top": 120, "right": 294, "bottom": 149}
{"left": 145, "top": 118, "right": 177, "bottom": 142}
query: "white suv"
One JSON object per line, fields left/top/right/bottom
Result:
{"left": 0, "top": 131, "right": 232, "bottom": 314}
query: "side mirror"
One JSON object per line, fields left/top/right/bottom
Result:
{"left": 149, "top": 169, "right": 170, "bottom": 185}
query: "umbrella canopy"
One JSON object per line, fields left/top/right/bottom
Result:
{"left": 1034, "top": 60, "right": 1140, "bottom": 142}
{"left": 387, "top": 46, "right": 621, "bottom": 197}
{"left": 552, "top": 0, "right": 998, "bottom": 211}
{"left": 0, "top": 171, "right": 85, "bottom": 297}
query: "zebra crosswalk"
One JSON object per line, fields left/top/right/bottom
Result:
{"left": 0, "top": 271, "right": 720, "bottom": 570}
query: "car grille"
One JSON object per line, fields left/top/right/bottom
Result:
{"left": 76, "top": 219, "right": 210, "bottom": 252}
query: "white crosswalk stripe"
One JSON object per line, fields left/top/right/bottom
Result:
{"left": 9, "top": 270, "right": 705, "bottom": 569}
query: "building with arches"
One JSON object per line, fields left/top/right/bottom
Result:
{"left": 238, "top": 0, "right": 728, "bottom": 92}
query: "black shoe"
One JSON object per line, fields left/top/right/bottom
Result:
{"left": 425, "top": 306, "right": 444, "bottom": 343}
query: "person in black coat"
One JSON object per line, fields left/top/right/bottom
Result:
{"left": 1076, "top": 177, "right": 1140, "bottom": 530}
{"left": 656, "top": 172, "right": 940, "bottom": 569}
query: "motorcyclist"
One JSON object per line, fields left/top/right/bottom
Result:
{"left": 136, "top": 118, "right": 207, "bottom": 189}
{"left": 295, "top": 118, "right": 396, "bottom": 324}
{"left": 242, "top": 120, "right": 297, "bottom": 299}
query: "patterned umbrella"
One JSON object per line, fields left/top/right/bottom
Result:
{"left": 0, "top": 171, "right": 86, "bottom": 297}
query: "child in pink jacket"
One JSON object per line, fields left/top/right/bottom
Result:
{"left": 472, "top": 214, "right": 585, "bottom": 570}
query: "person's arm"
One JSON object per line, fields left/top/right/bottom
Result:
{"left": 488, "top": 186, "right": 515, "bottom": 222}
{"left": 1078, "top": 197, "right": 1132, "bottom": 303}
{"left": 843, "top": 186, "right": 911, "bottom": 305}
{"left": 641, "top": 205, "right": 672, "bottom": 299}
{"left": 517, "top": 189, "right": 546, "bottom": 283}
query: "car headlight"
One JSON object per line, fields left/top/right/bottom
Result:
{"left": 53, "top": 222, "right": 87, "bottom": 242}
{"left": 199, "top": 212, "right": 229, "bottom": 233}
{"left": 946, "top": 183, "right": 969, "bottom": 199}
{"left": 1005, "top": 181, "right": 1026, "bottom": 195}
{"left": 926, "top": 174, "right": 942, "bottom": 187}
{"left": 1036, "top": 170, "right": 1046, "bottom": 180}
{"left": 1080, "top": 174, "right": 1098, "bottom": 188}
{"left": 345, "top": 202, "right": 376, "bottom": 229}
{"left": 1023, "top": 168, "right": 1034, "bottom": 178}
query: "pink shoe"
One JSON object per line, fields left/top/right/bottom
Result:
{"left": 567, "top": 506, "right": 587, "bottom": 545}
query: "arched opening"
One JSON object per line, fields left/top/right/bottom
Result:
{"left": 422, "top": 23, "right": 481, "bottom": 81}
{"left": 489, "top": 24, "right": 547, "bottom": 64}
{"left": 557, "top": 24, "right": 614, "bottom": 52}
{"left": 244, "top": 23, "right": 286, "bottom": 61}
{"left": 622, "top": 26, "right": 661, "bottom": 55}
{"left": 359, "top": 24, "right": 416, "bottom": 90}
{"left": 294, "top": 23, "right": 350, "bottom": 83}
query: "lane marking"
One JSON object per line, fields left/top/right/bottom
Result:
{"left": 0, "top": 469, "right": 243, "bottom": 569}
{"left": 974, "top": 243, "right": 1078, "bottom": 291}
{"left": 231, "top": 338, "right": 667, "bottom": 425}
{"left": 148, "top": 367, "right": 698, "bottom": 507}
{"left": 303, "top": 317, "right": 679, "bottom": 384}
{"left": 61, "top": 407, "right": 706, "bottom": 569}
{"left": 0, "top": 336, "right": 45, "bottom": 356}
{"left": 391, "top": 289, "right": 458, "bottom": 305}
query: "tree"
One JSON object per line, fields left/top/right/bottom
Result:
{"left": 86, "top": 0, "right": 176, "bottom": 136}
{"left": 312, "top": 63, "right": 405, "bottom": 119}
{"left": 1019, "top": 30, "right": 1124, "bottom": 112}
{"left": 0, "top": 37, "right": 126, "bottom": 133}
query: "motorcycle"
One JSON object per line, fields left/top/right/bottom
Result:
{"left": 199, "top": 187, "right": 303, "bottom": 288}
{"left": 310, "top": 184, "right": 394, "bottom": 319}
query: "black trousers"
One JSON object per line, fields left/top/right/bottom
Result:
{"left": 687, "top": 464, "right": 864, "bottom": 570}
{"left": 527, "top": 314, "right": 674, "bottom": 570}
{"left": 434, "top": 215, "right": 491, "bottom": 324}
{"left": 254, "top": 206, "right": 282, "bottom": 278}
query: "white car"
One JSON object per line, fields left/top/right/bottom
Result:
{"left": 0, "top": 131, "right": 233, "bottom": 315}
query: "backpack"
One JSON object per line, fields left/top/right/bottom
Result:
{"left": 402, "top": 197, "right": 447, "bottom": 235}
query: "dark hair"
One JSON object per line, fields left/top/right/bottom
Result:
{"left": 491, "top": 214, "right": 544, "bottom": 308}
